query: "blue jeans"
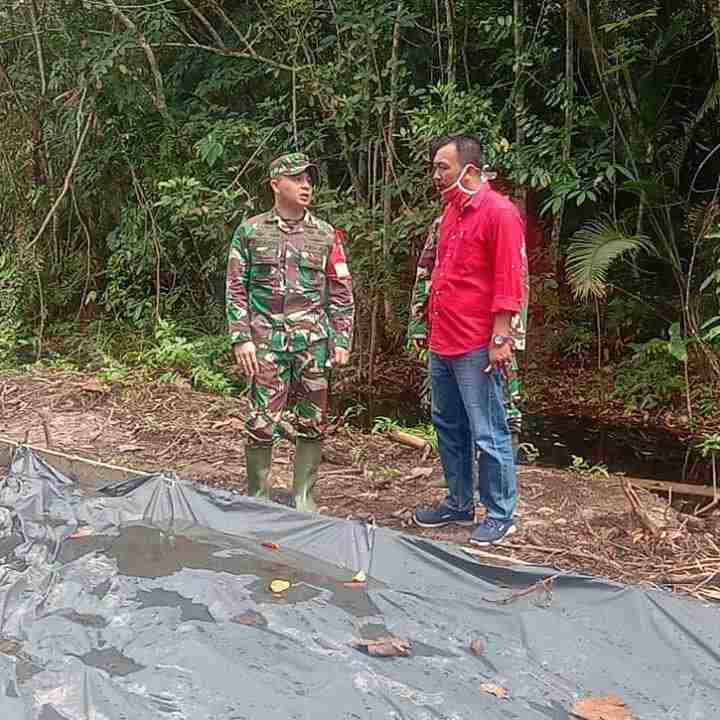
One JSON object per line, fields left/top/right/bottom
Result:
{"left": 430, "top": 346, "right": 517, "bottom": 521}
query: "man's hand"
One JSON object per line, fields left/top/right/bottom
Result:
{"left": 234, "top": 341, "right": 259, "bottom": 377}
{"left": 333, "top": 348, "right": 350, "bottom": 367}
{"left": 486, "top": 341, "right": 513, "bottom": 374}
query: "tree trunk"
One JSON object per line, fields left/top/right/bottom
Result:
{"left": 549, "top": 1, "right": 574, "bottom": 269}
{"left": 444, "top": 0, "right": 456, "bottom": 85}
{"left": 381, "top": 4, "right": 403, "bottom": 332}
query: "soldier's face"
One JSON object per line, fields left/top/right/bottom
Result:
{"left": 271, "top": 171, "right": 314, "bottom": 210}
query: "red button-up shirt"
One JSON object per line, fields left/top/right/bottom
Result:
{"left": 428, "top": 185, "right": 526, "bottom": 356}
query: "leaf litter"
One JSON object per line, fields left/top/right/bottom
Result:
{"left": 570, "top": 695, "right": 637, "bottom": 720}
{"left": 351, "top": 635, "right": 411, "bottom": 657}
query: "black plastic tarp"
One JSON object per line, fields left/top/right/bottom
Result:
{"left": 1, "top": 445, "right": 719, "bottom": 719}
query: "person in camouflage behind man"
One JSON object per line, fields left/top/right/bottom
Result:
{"left": 407, "top": 134, "right": 528, "bottom": 545}
{"left": 226, "top": 152, "right": 354, "bottom": 512}
{"left": 410, "top": 215, "right": 529, "bottom": 492}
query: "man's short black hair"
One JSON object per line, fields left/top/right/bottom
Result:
{"left": 430, "top": 134, "right": 484, "bottom": 168}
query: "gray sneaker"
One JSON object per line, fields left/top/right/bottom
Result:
{"left": 469, "top": 517, "right": 517, "bottom": 546}
{"left": 414, "top": 500, "right": 474, "bottom": 528}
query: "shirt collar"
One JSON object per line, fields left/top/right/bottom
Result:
{"left": 467, "top": 182, "right": 490, "bottom": 209}
{"left": 265, "top": 208, "right": 316, "bottom": 233}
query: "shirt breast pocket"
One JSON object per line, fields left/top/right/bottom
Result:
{"left": 251, "top": 249, "right": 280, "bottom": 290}
{"left": 298, "top": 250, "right": 325, "bottom": 292}
{"left": 458, "top": 233, "right": 488, "bottom": 276}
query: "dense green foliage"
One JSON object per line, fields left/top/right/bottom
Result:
{"left": 1, "top": 1, "right": 720, "bottom": 416}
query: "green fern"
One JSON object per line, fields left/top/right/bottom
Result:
{"left": 566, "top": 216, "right": 653, "bottom": 301}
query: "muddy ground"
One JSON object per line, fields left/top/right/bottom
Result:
{"left": 1, "top": 368, "right": 718, "bottom": 602}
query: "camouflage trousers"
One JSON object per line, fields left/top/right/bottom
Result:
{"left": 504, "top": 355, "right": 523, "bottom": 435}
{"left": 246, "top": 341, "right": 328, "bottom": 446}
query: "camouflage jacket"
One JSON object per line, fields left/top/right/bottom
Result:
{"left": 407, "top": 217, "right": 441, "bottom": 344}
{"left": 407, "top": 214, "right": 529, "bottom": 349}
{"left": 226, "top": 209, "right": 355, "bottom": 353}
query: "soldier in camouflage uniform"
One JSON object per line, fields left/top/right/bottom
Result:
{"left": 226, "top": 152, "right": 355, "bottom": 512}
{"left": 505, "top": 306, "right": 528, "bottom": 459}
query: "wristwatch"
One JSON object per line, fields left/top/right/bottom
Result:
{"left": 492, "top": 334, "right": 513, "bottom": 347}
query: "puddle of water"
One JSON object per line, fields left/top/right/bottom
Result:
{"left": 71, "top": 646, "right": 146, "bottom": 677}
{"left": 521, "top": 414, "right": 708, "bottom": 483}
{"left": 64, "top": 525, "right": 385, "bottom": 620}
{"left": 50, "top": 609, "right": 107, "bottom": 629}
{"left": 136, "top": 588, "right": 215, "bottom": 624}
{"left": 334, "top": 394, "right": 713, "bottom": 485}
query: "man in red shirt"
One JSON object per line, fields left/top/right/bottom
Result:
{"left": 407, "top": 134, "right": 526, "bottom": 545}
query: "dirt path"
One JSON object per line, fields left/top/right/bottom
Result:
{"left": 1, "top": 368, "right": 718, "bottom": 602}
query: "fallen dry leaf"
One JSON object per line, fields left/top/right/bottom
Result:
{"left": 261, "top": 542, "right": 280, "bottom": 551}
{"left": 352, "top": 569, "right": 367, "bottom": 583}
{"left": 469, "top": 639, "right": 484, "bottom": 656}
{"left": 352, "top": 635, "right": 411, "bottom": 657}
{"left": 69, "top": 527, "right": 93, "bottom": 539}
{"left": 80, "top": 378, "right": 110, "bottom": 393}
{"left": 116, "top": 444, "right": 144, "bottom": 453}
{"left": 480, "top": 682, "right": 507, "bottom": 699}
{"left": 269, "top": 579, "right": 291, "bottom": 593}
{"left": 232, "top": 610, "right": 267, "bottom": 626}
{"left": 405, "top": 466, "right": 433, "bottom": 480}
{"left": 211, "top": 418, "right": 244, "bottom": 431}
{"left": 570, "top": 696, "right": 637, "bottom": 720}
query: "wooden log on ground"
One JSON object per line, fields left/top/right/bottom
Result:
{"left": 626, "top": 477, "right": 717, "bottom": 500}
{"left": 387, "top": 429, "right": 429, "bottom": 451}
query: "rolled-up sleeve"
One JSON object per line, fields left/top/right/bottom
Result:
{"left": 325, "top": 229, "right": 355, "bottom": 350}
{"left": 490, "top": 206, "right": 526, "bottom": 314}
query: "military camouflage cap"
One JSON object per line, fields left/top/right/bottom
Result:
{"left": 269, "top": 152, "right": 319, "bottom": 185}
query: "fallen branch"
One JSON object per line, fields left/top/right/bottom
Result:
{"left": 387, "top": 429, "right": 429, "bottom": 451}
{"left": 483, "top": 573, "right": 562, "bottom": 606}
{"left": 503, "top": 541, "right": 623, "bottom": 570}
{"left": 694, "top": 497, "right": 719, "bottom": 517}
{"left": 462, "top": 546, "right": 531, "bottom": 565}
{"left": 36, "top": 409, "right": 52, "bottom": 448}
{"left": 622, "top": 479, "right": 663, "bottom": 537}
{"left": 663, "top": 571, "right": 720, "bottom": 585}
{"left": 90, "top": 407, "right": 115, "bottom": 443}
{"left": 627, "top": 477, "right": 717, "bottom": 500}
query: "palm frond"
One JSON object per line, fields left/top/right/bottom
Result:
{"left": 687, "top": 201, "right": 720, "bottom": 241}
{"left": 697, "top": 80, "right": 720, "bottom": 124}
{"left": 566, "top": 216, "right": 653, "bottom": 301}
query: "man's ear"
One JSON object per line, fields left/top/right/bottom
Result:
{"left": 270, "top": 178, "right": 279, "bottom": 194}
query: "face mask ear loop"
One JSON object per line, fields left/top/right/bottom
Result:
{"left": 441, "top": 163, "right": 482, "bottom": 195}
{"left": 480, "top": 164, "right": 497, "bottom": 183}
{"left": 456, "top": 165, "right": 474, "bottom": 195}
{"left": 441, "top": 164, "right": 482, "bottom": 197}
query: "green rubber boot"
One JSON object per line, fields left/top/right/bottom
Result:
{"left": 293, "top": 438, "right": 322, "bottom": 513}
{"left": 245, "top": 444, "right": 273, "bottom": 500}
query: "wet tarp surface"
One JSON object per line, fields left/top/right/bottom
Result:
{"left": 0, "top": 447, "right": 719, "bottom": 720}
